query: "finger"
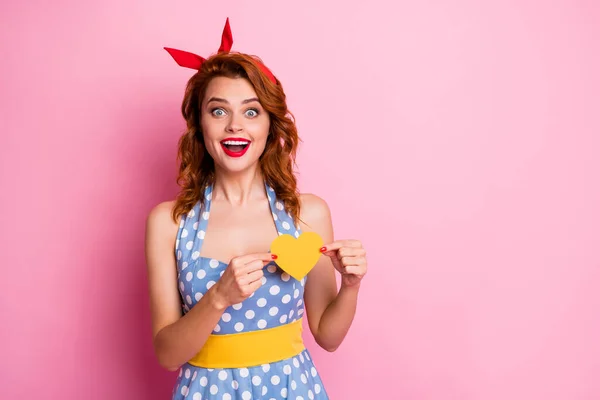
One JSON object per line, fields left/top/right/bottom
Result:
{"left": 342, "top": 265, "right": 365, "bottom": 276}
{"left": 247, "top": 277, "right": 263, "bottom": 293}
{"left": 338, "top": 247, "right": 366, "bottom": 258}
{"left": 340, "top": 256, "right": 363, "bottom": 267}
{"left": 234, "top": 252, "right": 277, "bottom": 266}
{"left": 347, "top": 239, "right": 363, "bottom": 248}
{"left": 243, "top": 269, "right": 264, "bottom": 285}
{"left": 320, "top": 239, "right": 362, "bottom": 253}
{"left": 321, "top": 250, "right": 339, "bottom": 258}
{"left": 320, "top": 241, "right": 344, "bottom": 253}
{"left": 239, "top": 259, "right": 268, "bottom": 274}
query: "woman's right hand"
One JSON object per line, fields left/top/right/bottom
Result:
{"left": 210, "top": 253, "right": 275, "bottom": 310}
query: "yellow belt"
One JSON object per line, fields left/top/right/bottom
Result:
{"left": 188, "top": 318, "right": 305, "bottom": 368}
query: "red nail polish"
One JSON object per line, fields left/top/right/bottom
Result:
{"left": 271, "top": 254, "right": 278, "bottom": 260}
{"left": 320, "top": 247, "right": 327, "bottom": 252}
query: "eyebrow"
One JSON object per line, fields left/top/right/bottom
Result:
{"left": 206, "top": 97, "right": 260, "bottom": 105}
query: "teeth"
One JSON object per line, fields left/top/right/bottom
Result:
{"left": 222, "top": 140, "right": 249, "bottom": 145}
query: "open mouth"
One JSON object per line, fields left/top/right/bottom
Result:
{"left": 220, "top": 138, "right": 251, "bottom": 157}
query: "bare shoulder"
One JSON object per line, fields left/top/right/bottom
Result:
{"left": 146, "top": 200, "right": 179, "bottom": 237}
{"left": 299, "top": 193, "right": 332, "bottom": 233}
{"left": 147, "top": 199, "right": 177, "bottom": 221}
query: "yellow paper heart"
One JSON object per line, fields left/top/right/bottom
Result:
{"left": 270, "top": 232, "right": 324, "bottom": 281}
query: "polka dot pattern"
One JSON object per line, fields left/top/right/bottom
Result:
{"left": 171, "top": 349, "right": 327, "bottom": 400}
{"left": 172, "top": 182, "right": 328, "bottom": 399}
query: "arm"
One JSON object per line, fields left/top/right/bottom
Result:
{"left": 145, "top": 201, "right": 228, "bottom": 371}
{"left": 299, "top": 194, "right": 363, "bottom": 352}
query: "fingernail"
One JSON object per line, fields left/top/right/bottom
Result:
{"left": 271, "top": 254, "right": 278, "bottom": 260}
{"left": 320, "top": 247, "right": 327, "bottom": 252}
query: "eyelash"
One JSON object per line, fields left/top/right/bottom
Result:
{"left": 210, "top": 108, "right": 260, "bottom": 117}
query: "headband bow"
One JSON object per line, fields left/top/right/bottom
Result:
{"left": 164, "top": 18, "right": 277, "bottom": 84}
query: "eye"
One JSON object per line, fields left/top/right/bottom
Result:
{"left": 211, "top": 108, "right": 226, "bottom": 117}
{"left": 245, "top": 108, "right": 259, "bottom": 118}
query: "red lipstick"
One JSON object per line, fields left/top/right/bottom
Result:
{"left": 220, "top": 137, "right": 251, "bottom": 158}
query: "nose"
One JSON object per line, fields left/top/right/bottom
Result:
{"left": 226, "top": 113, "right": 244, "bottom": 133}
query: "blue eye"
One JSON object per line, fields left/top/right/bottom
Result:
{"left": 211, "top": 108, "right": 226, "bottom": 117}
{"left": 246, "top": 109, "right": 259, "bottom": 117}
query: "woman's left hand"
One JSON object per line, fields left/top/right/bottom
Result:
{"left": 320, "top": 240, "right": 367, "bottom": 288}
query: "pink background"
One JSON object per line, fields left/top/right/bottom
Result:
{"left": 1, "top": 1, "right": 599, "bottom": 399}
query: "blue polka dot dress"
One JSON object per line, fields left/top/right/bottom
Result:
{"left": 171, "top": 182, "right": 329, "bottom": 400}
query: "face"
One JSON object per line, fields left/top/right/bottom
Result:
{"left": 200, "top": 76, "right": 270, "bottom": 174}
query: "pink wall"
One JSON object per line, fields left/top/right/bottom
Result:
{"left": 1, "top": 1, "right": 599, "bottom": 399}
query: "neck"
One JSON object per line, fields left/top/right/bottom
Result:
{"left": 212, "top": 164, "right": 266, "bottom": 206}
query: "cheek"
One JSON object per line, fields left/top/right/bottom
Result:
{"left": 252, "top": 119, "right": 271, "bottom": 141}
{"left": 200, "top": 121, "right": 222, "bottom": 143}
{"left": 202, "top": 129, "right": 217, "bottom": 142}
{"left": 201, "top": 130, "right": 222, "bottom": 158}
{"left": 200, "top": 114, "right": 223, "bottom": 135}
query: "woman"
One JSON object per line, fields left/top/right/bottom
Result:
{"left": 145, "top": 19, "right": 368, "bottom": 400}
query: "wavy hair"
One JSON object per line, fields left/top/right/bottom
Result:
{"left": 170, "top": 52, "right": 301, "bottom": 226}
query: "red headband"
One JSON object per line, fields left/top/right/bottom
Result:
{"left": 164, "top": 18, "right": 277, "bottom": 84}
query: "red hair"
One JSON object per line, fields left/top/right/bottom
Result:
{"left": 171, "top": 52, "right": 301, "bottom": 225}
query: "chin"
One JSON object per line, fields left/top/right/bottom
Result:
{"left": 216, "top": 157, "right": 260, "bottom": 175}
